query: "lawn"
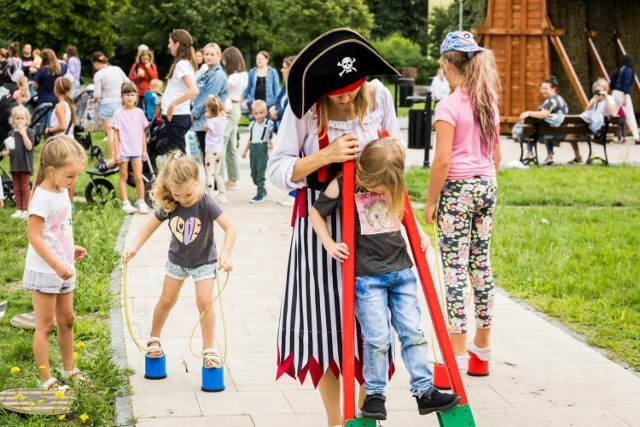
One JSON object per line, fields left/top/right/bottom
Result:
{"left": 406, "top": 165, "right": 640, "bottom": 370}
{"left": 0, "top": 137, "right": 130, "bottom": 426}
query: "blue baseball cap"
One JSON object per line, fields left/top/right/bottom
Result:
{"left": 440, "top": 31, "right": 485, "bottom": 57}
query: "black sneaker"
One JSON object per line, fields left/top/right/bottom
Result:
{"left": 416, "top": 389, "right": 461, "bottom": 415}
{"left": 361, "top": 394, "right": 387, "bottom": 420}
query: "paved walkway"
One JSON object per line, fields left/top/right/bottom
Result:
{"left": 113, "top": 120, "right": 640, "bottom": 427}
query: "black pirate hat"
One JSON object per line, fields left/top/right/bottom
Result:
{"left": 287, "top": 28, "right": 399, "bottom": 119}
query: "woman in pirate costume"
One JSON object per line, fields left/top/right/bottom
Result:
{"left": 267, "top": 28, "right": 401, "bottom": 426}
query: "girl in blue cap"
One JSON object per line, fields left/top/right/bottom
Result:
{"left": 425, "top": 31, "right": 501, "bottom": 373}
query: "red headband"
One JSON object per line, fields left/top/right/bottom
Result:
{"left": 326, "top": 77, "right": 366, "bottom": 96}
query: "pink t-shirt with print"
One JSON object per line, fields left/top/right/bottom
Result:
{"left": 433, "top": 87, "right": 499, "bottom": 179}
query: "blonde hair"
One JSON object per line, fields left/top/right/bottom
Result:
{"left": 206, "top": 96, "right": 223, "bottom": 117}
{"left": 317, "top": 81, "right": 369, "bottom": 139}
{"left": 136, "top": 49, "right": 154, "bottom": 65}
{"left": 150, "top": 79, "right": 163, "bottom": 92}
{"left": 592, "top": 78, "right": 609, "bottom": 92}
{"left": 17, "top": 76, "right": 30, "bottom": 100}
{"left": 152, "top": 151, "right": 200, "bottom": 213}
{"left": 9, "top": 104, "right": 31, "bottom": 128}
{"left": 251, "top": 99, "right": 267, "bottom": 114}
{"left": 355, "top": 138, "right": 406, "bottom": 222}
{"left": 441, "top": 49, "right": 501, "bottom": 152}
{"left": 34, "top": 136, "right": 87, "bottom": 189}
{"left": 203, "top": 43, "right": 221, "bottom": 57}
{"left": 54, "top": 77, "right": 77, "bottom": 126}
{"left": 167, "top": 29, "right": 198, "bottom": 79}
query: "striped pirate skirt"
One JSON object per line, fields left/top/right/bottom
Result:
{"left": 276, "top": 188, "right": 394, "bottom": 387}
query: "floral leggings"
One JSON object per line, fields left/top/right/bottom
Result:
{"left": 437, "top": 177, "right": 497, "bottom": 334}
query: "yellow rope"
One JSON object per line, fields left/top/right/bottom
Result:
{"left": 121, "top": 261, "right": 231, "bottom": 366}
{"left": 188, "top": 272, "right": 230, "bottom": 365}
{"left": 121, "top": 262, "right": 147, "bottom": 353}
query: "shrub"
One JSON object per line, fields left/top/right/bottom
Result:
{"left": 372, "top": 33, "right": 438, "bottom": 84}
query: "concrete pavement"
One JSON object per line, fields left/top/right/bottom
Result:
{"left": 112, "top": 120, "right": 640, "bottom": 427}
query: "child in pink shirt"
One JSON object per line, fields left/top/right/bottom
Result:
{"left": 425, "top": 31, "right": 502, "bottom": 372}
{"left": 111, "top": 82, "right": 150, "bottom": 214}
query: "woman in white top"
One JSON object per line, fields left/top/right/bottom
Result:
{"left": 161, "top": 29, "right": 199, "bottom": 153}
{"left": 220, "top": 46, "right": 248, "bottom": 186}
{"left": 45, "top": 76, "right": 78, "bottom": 203}
{"left": 92, "top": 52, "right": 128, "bottom": 160}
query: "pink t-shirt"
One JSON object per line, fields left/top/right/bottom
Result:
{"left": 434, "top": 87, "right": 498, "bottom": 179}
{"left": 110, "top": 107, "right": 149, "bottom": 157}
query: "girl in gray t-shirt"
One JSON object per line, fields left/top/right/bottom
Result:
{"left": 122, "top": 151, "right": 237, "bottom": 370}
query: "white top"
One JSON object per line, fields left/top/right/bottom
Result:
{"left": 227, "top": 71, "right": 248, "bottom": 102}
{"left": 205, "top": 116, "right": 228, "bottom": 153}
{"left": 594, "top": 94, "right": 616, "bottom": 115}
{"left": 267, "top": 79, "right": 401, "bottom": 191}
{"left": 162, "top": 60, "right": 197, "bottom": 116}
{"left": 25, "top": 187, "right": 75, "bottom": 275}
{"left": 50, "top": 101, "right": 74, "bottom": 135}
{"left": 93, "top": 65, "right": 129, "bottom": 104}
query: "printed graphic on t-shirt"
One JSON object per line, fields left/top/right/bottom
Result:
{"left": 50, "top": 207, "right": 74, "bottom": 262}
{"left": 169, "top": 216, "right": 202, "bottom": 245}
{"left": 355, "top": 192, "right": 400, "bottom": 235}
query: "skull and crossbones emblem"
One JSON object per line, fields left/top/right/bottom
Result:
{"left": 337, "top": 57, "right": 357, "bottom": 77}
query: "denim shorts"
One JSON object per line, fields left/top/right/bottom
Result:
{"left": 99, "top": 101, "right": 122, "bottom": 119}
{"left": 120, "top": 155, "right": 142, "bottom": 162}
{"left": 165, "top": 260, "right": 217, "bottom": 282}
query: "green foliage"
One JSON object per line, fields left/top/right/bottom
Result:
{"left": 115, "top": 0, "right": 275, "bottom": 58}
{"left": 425, "top": 1, "right": 487, "bottom": 59}
{"left": 0, "top": 0, "right": 129, "bottom": 59}
{"left": 371, "top": 33, "right": 438, "bottom": 84}
{"left": 365, "top": 0, "right": 428, "bottom": 53}
{"left": 406, "top": 165, "right": 640, "bottom": 370}
{"left": 270, "top": 0, "right": 374, "bottom": 59}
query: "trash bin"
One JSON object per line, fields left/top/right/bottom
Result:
{"left": 398, "top": 77, "right": 415, "bottom": 108}
{"left": 408, "top": 109, "right": 427, "bottom": 149}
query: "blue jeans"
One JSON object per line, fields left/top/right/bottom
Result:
{"left": 355, "top": 268, "right": 434, "bottom": 397}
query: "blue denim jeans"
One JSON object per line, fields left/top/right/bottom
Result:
{"left": 355, "top": 268, "right": 434, "bottom": 396}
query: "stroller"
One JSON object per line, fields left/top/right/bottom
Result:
{"left": 84, "top": 119, "right": 166, "bottom": 206}
{"left": 72, "top": 87, "right": 103, "bottom": 162}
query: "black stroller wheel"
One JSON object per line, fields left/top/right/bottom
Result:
{"left": 90, "top": 145, "right": 104, "bottom": 162}
{"left": 2, "top": 179, "right": 15, "bottom": 206}
{"left": 144, "top": 178, "right": 154, "bottom": 207}
{"left": 85, "top": 178, "right": 115, "bottom": 205}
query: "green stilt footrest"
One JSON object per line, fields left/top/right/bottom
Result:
{"left": 437, "top": 403, "right": 476, "bottom": 427}
{"left": 346, "top": 418, "right": 377, "bottom": 427}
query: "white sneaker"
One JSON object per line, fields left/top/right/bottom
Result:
{"left": 467, "top": 340, "right": 492, "bottom": 361}
{"left": 122, "top": 200, "right": 138, "bottom": 215}
{"left": 278, "top": 196, "right": 295, "bottom": 207}
{"left": 21, "top": 211, "right": 30, "bottom": 220}
{"left": 427, "top": 352, "right": 470, "bottom": 370}
{"left": 135, "top": 199, "right": 150, "bottom": 214}
{"left": 10, "top": 210, "right": 23, "bottom": 219}
{"left": 217, "top": 194, "right": 228, "bottom": 204}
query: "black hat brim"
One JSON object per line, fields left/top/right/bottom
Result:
{"left": 287, "top": 28, "right": 399, "bottom": 119}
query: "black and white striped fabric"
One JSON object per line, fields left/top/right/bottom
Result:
{"left": 277, "top": 188, "right": 362, "bottom": 385}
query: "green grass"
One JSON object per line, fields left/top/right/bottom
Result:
{"left": 407, "top": 165, "right": 640, "bottom": 370}
{"left": 0, "top": 141, "right": 130, "bottom": 426}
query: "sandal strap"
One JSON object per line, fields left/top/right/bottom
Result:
{"left": 61, "top": 367, "right": 80, "bottom": 379}
{"left": 39, "top": 377, "right": 70, "bottom": 392}
{"left": 202, "top": 348, "right": 222, "bottom": 367}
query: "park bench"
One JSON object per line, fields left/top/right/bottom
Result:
{"left": 512, "top": 115, "right": 620, "bottom": 166}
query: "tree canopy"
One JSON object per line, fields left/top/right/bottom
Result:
{"left": 0, "top": 0, "right": 128, "bottom": 58}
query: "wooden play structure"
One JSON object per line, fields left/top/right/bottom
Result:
{"left": 473, "top": 0, "right": 640, "bottom": 133}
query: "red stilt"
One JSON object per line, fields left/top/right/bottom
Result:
{"left": 433, "top": 363, "right": 452, "bottom": 390}
{"left": 467, "top": 353, "right": 490, "bottom": 376}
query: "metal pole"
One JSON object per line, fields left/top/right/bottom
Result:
{"left": 459, "top": 0, "right": 464, "bottom": 30}
{"left": 423, "top": 92, "right": 433, "bottom": 168}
